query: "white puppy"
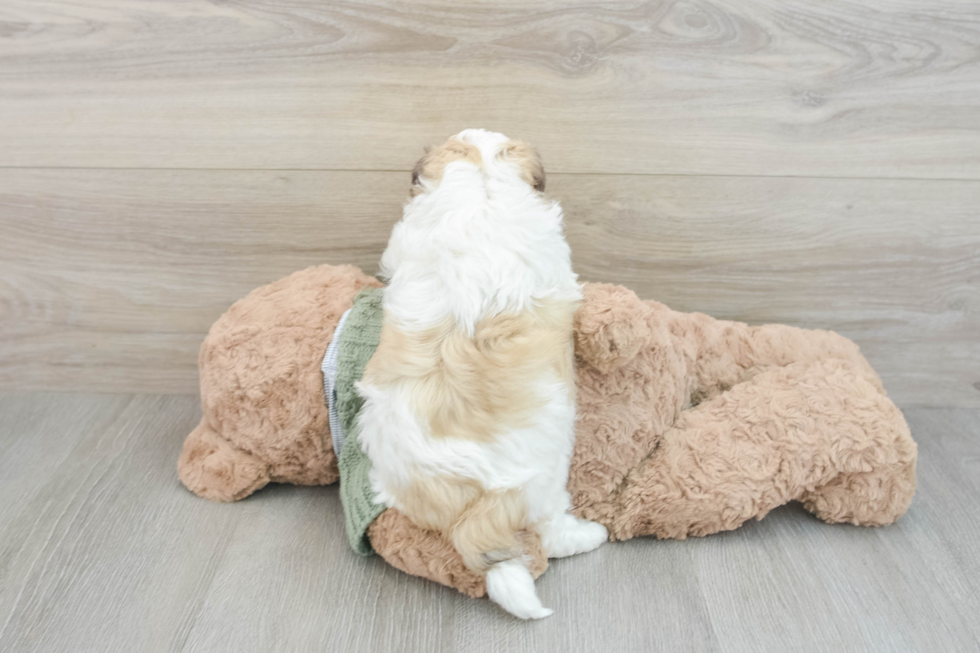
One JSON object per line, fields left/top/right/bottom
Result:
{"left": 356, "top": 129, "right": 607, "bottom": 619}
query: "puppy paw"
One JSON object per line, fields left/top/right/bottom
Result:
{"left": 540, "top": 513, "right": 608, "bottom": 558}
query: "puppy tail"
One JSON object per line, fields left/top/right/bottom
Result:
{"left": 486, "top": 559, "right": 552, "bottom": 619}
{"left": 451, "top": 488, "right": 551, "bottom": 619}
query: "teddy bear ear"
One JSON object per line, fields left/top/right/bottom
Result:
{"left": 575, "top": 283, "right": 654, "bottom": 374}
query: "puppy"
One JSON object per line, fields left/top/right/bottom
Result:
{"left": 357, "top": 129, "right": 607, "bottom": 619}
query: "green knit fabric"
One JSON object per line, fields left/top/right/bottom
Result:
{"left": 336, "top": 287, "right": 386, "bottom": 555}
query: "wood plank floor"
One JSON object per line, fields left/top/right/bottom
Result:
{"left": 0, "top": 393, "right": 977, "bottom": 653}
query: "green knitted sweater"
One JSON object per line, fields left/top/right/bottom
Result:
{"left": 335, "top": 287, "right": 386, "bottom": 555}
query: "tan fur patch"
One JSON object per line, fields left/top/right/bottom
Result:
{"left": 397, "top": 474, "right": 528, "bottom": 572}
{"left": 398, "top": 474, "right": 483, "bottom": 532}
{"left": 364, "top": 299, "right": 578, "bottom": 442}
{"left": 410, "top": 138, "right": 482, "bottom": 196}
{"left": 451, "top": 487, "right": 527, "bottom": 571}
{"left": 499, "top": 139, "right": 546, "bottom": 192}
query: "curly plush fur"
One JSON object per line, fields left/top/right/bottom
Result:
{"left": 178, "top": 265, "right": 916, "bottom": 599}
{"left": 178, "top": 264, "right": 382, "bottom": 502}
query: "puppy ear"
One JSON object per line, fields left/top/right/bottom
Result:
{"left": 410, "top": 146, "right": 432, "bottom": 195}
{"left": 499, "top": 140, "right": 545, "bottom": 192}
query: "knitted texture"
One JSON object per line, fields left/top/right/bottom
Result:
{"left": 336, "top": 287, "right": 386, "bottom": 555}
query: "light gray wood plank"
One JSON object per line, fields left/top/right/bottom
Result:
{"left": 0, "top": 395, "right": 978, "bottom": 652}
{"left": 0, "top": 394, "right": 239, "bottom": 653}
{"left": 0, "top": 393, "right": 130, "bottom": 527}
{"left": 2, "top": 169, "right": 978, "bottom": 405}
{"left": 1, "top": 0, "right": 978, "bottom": 177}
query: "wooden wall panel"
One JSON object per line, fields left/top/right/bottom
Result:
{"left": 1, "top": 0, "right": 978, "bottom": 177}
{"left": 2, "top": 169, "right": 977, "bottom": 405}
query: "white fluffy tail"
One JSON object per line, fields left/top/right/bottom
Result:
{"left": 485, "top": 559, "right": 552, "bottom": 619}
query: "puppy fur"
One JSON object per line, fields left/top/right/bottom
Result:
{"left": 356, "top": 129, "right": 607, "bottom": 619}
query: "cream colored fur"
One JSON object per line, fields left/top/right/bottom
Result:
{"left": 357, "top": 129, "right": 607, "bottom": 619}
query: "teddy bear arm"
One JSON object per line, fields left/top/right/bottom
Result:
{"left": 575, "top": 283, "right": 657, "bottom": 374}
{"left": 678, "top": 311, "right": 881, "bottom": 402}
{"left": 178, "top": 418, "right": 271, "bottom": 502}
{"left": 607, "top": 359, "right": 915, "bottom": 541}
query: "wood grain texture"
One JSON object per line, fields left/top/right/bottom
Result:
{"left": 0, "top": 393, "right": 977, "bottom": 652}
{"left": 1, "top": 0, "right": 979, "bottom": 177}
{"left": 558, "top": 173, "right": 980, "bottom": 408}
{"left": 2, "top": 168, "right": 978, "bottom": 405}
{"left": 2, "top": 0, "right": 977, "bottom": 649}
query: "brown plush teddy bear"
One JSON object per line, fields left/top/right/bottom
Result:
{"left": 178, "top": 263, "right": 917, "bottom": 598}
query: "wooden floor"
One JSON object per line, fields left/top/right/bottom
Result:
{"left": 0, "top": 393, "right": 977, "bottom": 653}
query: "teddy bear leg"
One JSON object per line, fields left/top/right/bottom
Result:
{"left": 606, "top": 426, "right": 767, "bottom": 542}
{"left": 801, "top": 458, "right": 917, "bottom": 527}
{"left": 178, "top": 418, "right": 271, "bottom": 502}
{"left": 683, "top": 313, "right": 881, "bottom": 400}
{"left": 800, "top": 371, "right": 918, "bottom": 527}
{"left": 605, "top": 360, "right": 917, "bottom": 541}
